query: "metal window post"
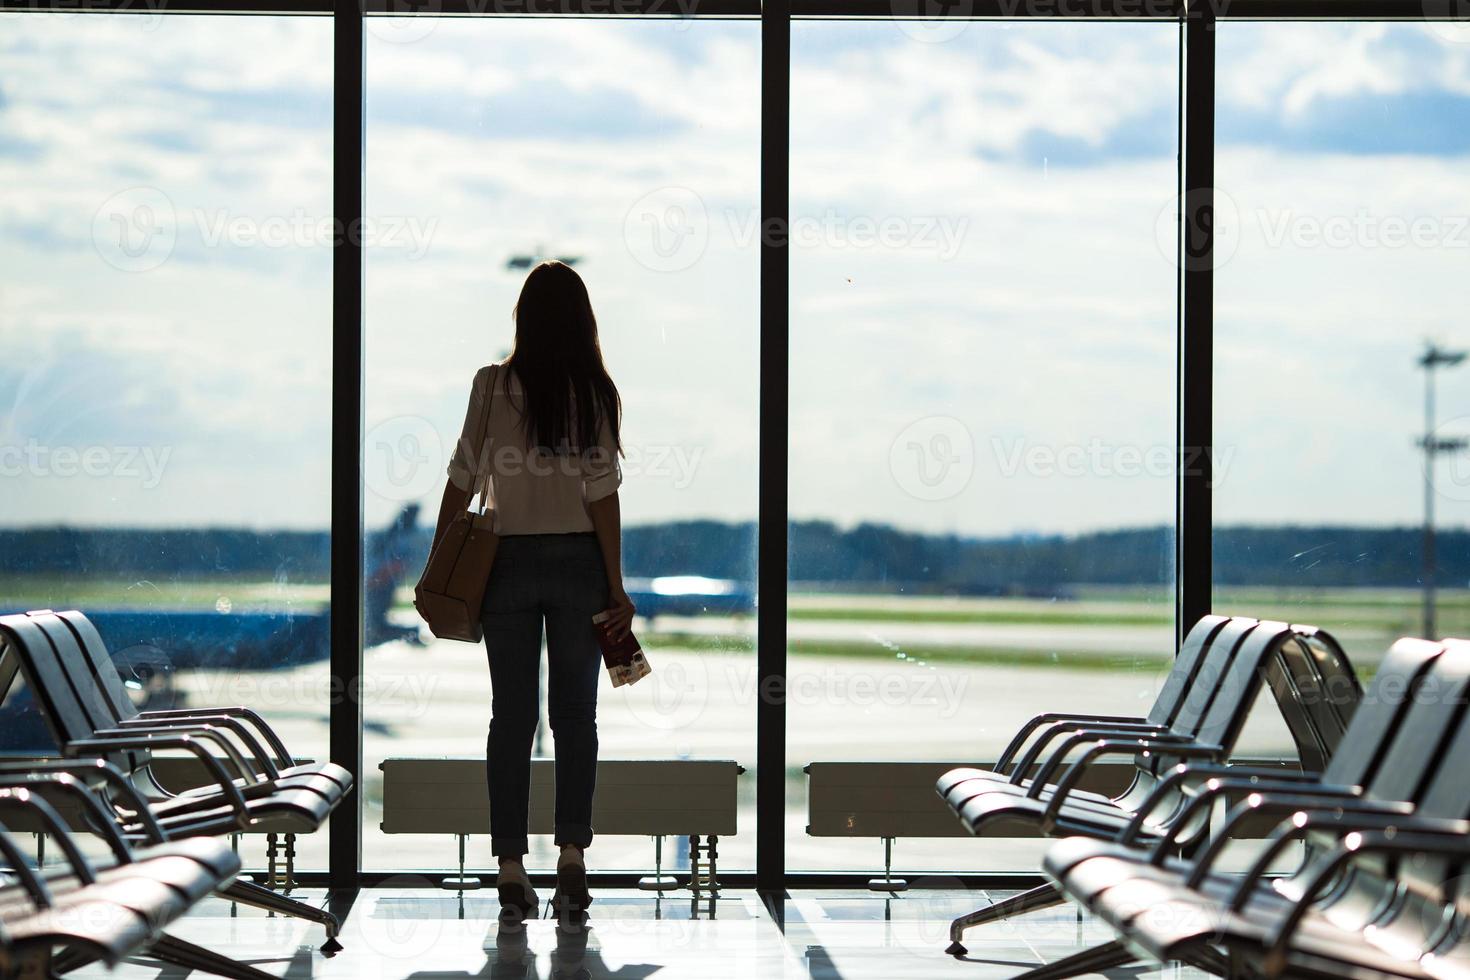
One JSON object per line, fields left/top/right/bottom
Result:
{"left": 329, "top": 0, "right": 366, "bottom": 892}
{"left": 1177, "top": 1, "right": 1215, "bottom": 647}
{"left": 757, "top": 0, "right": 791, "bottom": 898}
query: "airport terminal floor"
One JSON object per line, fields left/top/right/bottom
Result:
{"left": 67, "top": 887, "right": 1206, "bottom": 980}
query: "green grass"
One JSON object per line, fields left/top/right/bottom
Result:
{"left": 641, "top": 630, "right": 1167, "bottom": 672}
{"left": 6, "top": 573, "right": 1465, "bottom": 672}
{"left": 787, "top": 606, "right": 1171, "bottom": 627}
{"left": 0, "top": 574, "right": 328, "bottom": 611}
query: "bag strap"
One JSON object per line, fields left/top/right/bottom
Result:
{"left": 468, "top": 363, "right": 498, "bottom": 515}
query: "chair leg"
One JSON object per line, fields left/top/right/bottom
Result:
{"left": 945, "top": 882, "right": 1065, "bottom": 955}
{"left": 1177, "top": 944, "right": 1231, "bottom": 976}
{"left": 1010, "top": 939, "right": 1134, "bottom": 980}
{"left": 220, "top": 879, "right": 344, "bottom": 954}
{"left": 13, "top": 944, "right": 55, "bottom": 980}
{"left": 148, "top": 933, "right": 279, "bottom": 980}
{"left": 48, "top": 945, "right": 100, "bottom": 975}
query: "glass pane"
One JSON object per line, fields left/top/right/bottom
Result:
{"left": 790, "top": 20, "right": 1179, "bottom": 872}
{"left": 0, "top": 14, "right": 334, "bottom": 868}
{"left": 363, "top": 19, "right": 760, "bottom": 873}
{"left": 1214, "top": 23, "right": 1470, "bottom": 744}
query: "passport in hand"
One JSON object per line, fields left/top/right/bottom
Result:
{"left": 593, "top": 610, "right": 651, "bottom": 688}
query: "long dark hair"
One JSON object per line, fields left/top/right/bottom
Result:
{"left": 506, "top": 260, "right": 621, "bottom": 456}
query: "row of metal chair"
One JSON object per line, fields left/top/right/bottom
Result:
{"left": 0, "top": 607, "right": 350, "bottom": 977}
{"left": 0, "top": 764, "right": 269, "bottom": 979}
{"left": 939, "top": 614, "right": 1470, "bottom": 979}
{"left": 938, "top": 614, "right": 1362, "bottom": 956}
{"left": 1038, "top": 635, "right": 1470, "bottom": 979}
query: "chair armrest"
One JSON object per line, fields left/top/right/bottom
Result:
{"left": 1027, "top": 731, "right": 1202, "bottom": 802}
{"left": 1039, "top": 740, "right": 1225, "bottom": 825}
{"left": 995, "top": 712, "right": 1151, "bottom": 772}
{"left": 0, "top": 791, "right": 102, "bottom": 884}
{"left": 1132, "top": 770, "right": 1360, "bottom": 854}
{"left": 64, "top": 734, "right": 250, "bottom": 827}
{"left": 113, "top": 715, "right": 279, "bottom": 780}
{"left": 136, "top": 705, "right": 294, "bottom": 771}
{"left": 0, "top": 759, "right": 167, "bottom": 845}
{"left": 90, "top": 724, "right": 256, "bottom": 784}
{"left": 1118, "top": 764, "right": 1332, "bottom": 846}
{"left": 1216, "top": 799, "right": 1418, "bottom": 903}
{"left": 1260, "top": 823, "right": 1470, "bottom": 975}
{"left": 1006, "top": 720, "right": 1171, "bottom": 785}
{"left": 0, "top": 775, "right": 140, "bottom": 861}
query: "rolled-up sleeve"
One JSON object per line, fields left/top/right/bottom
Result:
{"left": 446, "top": 367, "right": 488, "bottom": 493}
{"left": 582, "top": 411, "right": 622, "bottom": 503}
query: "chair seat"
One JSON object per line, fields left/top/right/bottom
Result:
{"left": 173, "top": 770, "right": 346, "bottom": 806}
{"left": 2, "top": 899, "right": 153, "bottom": 967}
{"left": 283, "top": 761, "right": 353, "bottom": 789}
{"left": 153, "top": 773, "right": 343, "bottom": 824}
{"left": 147, "top": 785, "right": 335, "bottom": 836}
{"left": 173, "top": 763, "right": 353, "bottom": 802}
{"left": 941, "top": 768, "right": 1121, "bottom": 811}
{"left": 131, "top": 836, "right": 242, "bottom": 880}
{"left": 2, "top": 841, "right": 237, "bottom": 920}
{"left": 956, "top": 788, "right": 1140, "bottom": 838}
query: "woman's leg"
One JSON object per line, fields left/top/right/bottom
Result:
{"left": 543, "top": 609, "right": 601, "bottom": 851}
{"left": 482, "top": 558, "right": 545, "bottom": 860}
{"left": 543, "top": 539, "right": 608, "bottom": 853}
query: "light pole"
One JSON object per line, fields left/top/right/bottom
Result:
{"left": 1419, "top": 342, "right": 1467, "bottom": 639}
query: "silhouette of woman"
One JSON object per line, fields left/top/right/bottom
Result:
{"left": 430, "top": 260, "right": 636, "bottom": 923}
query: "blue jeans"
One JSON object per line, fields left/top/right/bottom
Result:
{"left": 480, "top": 532, "right": 608, "bottom": 857}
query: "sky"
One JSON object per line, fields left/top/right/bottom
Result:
{"left": 3, "top": 15, "right": 1470, "bottom": 537}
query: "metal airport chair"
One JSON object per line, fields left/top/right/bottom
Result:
{"left": 940, "top": 617, "right": 1339, "bottom": 953}
{"left": 1038, "top": 637, "right": 1470, "bottom": 980}
{"left": 940, "top": 617, "right": 1356, "bottom": 814}
{"left": 938, "top": 614, "right": 1234, "bottom": 810}
{"left": 48, "top": 607, "right": 352, "bottom": 793}
{"left": 0, "top": 782, "right": 267, "bottom": 980}
{"left": 0, "top": 609, "right": 346, "bottom": 952}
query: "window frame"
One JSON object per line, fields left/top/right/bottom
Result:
{"left": 2, "top": 0, "right": 1454, "bottom": 892}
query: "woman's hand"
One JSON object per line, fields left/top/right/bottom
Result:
{"left": 601, "top": 585, "right": 637, "bottom": 640}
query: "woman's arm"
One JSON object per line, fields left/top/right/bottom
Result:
{"left": 588, "top": 491, "right": 635, "bottom": 638}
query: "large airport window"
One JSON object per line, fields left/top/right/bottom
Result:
{"left": 361, "top": 18, "right": 760, "bottom": 873}
{"left": 0, "top": 13, "right": 335, "bottom": 868}
{"left": 1213, "top": 22, "right": 1470, "bottom": 724}
{"left": 788, "top": 20, "right": 1181, "bottom": 872}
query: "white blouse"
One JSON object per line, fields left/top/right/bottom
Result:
{"left": 446, "top": 362, "right": 622, "bottom": 536}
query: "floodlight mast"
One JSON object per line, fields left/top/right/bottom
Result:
{"left": 1419, "top": 342, "right": 1468, "bottom": 639}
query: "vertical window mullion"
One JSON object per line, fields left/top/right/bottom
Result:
{"left": 330, "top": 0, "right": 366, "bottom": 890}
{"left": 758, "top": 0, "right": 791, "bottom": 895}
{"left": 1177, "top": 3, "right": 1215, "bottom": 645}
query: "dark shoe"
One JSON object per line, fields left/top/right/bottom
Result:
{"left": 496, "top": 870, "right": 539, "bottom": 924}
{"left": 553, "top": 853, "right": 592, "bottom": 920}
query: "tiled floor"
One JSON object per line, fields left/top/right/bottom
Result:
{"left": 75, "top": 888, "right": 1210, "bottom": 979}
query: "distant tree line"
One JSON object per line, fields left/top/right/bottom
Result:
{"left": 0, "top": 521, "right": 1462, "bottom": 593}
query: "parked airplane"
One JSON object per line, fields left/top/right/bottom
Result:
{"left": 624, "top": 575, "right": 754, "bottom": 624}
{"left": 0, "top": 506, "right": 426, "bottom": 750}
